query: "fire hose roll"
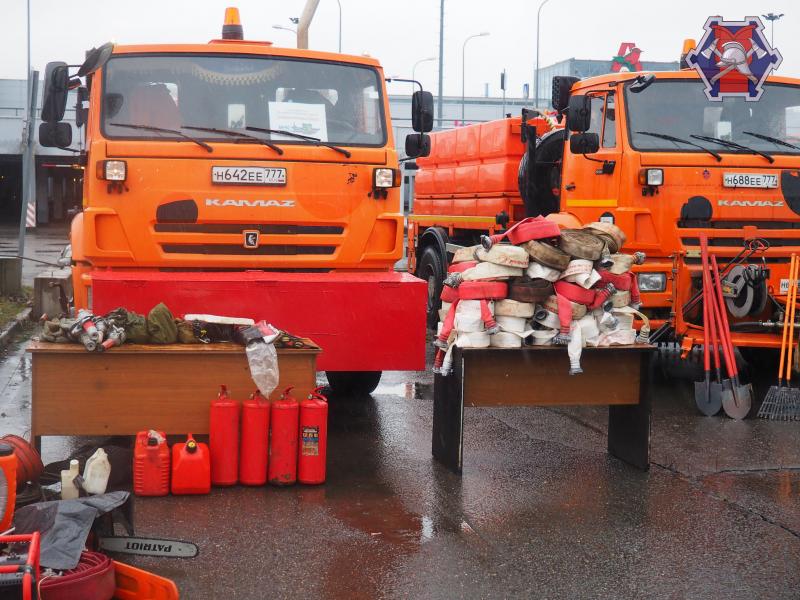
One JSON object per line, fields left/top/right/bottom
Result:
{"left": 458, "top": 281, "right": 508, "bottom": 300}
{"left": 543, "top": 295, "right": 587, "bottom": 319}
{"left": 496, "top": 315, "right": 528, "bottom": 333}
{"left": 454, "top": 313, "right": 485, "bottom": 332}
{"left": 531, "top": 328, "right": 557, "bottom": 345}
{"left": 494, "top": 299, "right": 535, "bottom": 318}
{"left": 611, "top": 290, "right": 631, "bottom": 308}
{"left": 452, "top": 245, "right": 481, "bottom": 263}
{"left": 448, "top": 260, "right": 478, "bottom": 273}
{"left": 455, "top": 331, "right": 491, "bottom": 348}
{"left": 526, "top": 261, "right": 562, "bottom": 282}
{"left": 460, "top": 262, "right": 523, "bottom": 282}
{"left": 474, "top": 244, "right": 530, "bottom": 268}
{"left": 560, "top": 259, "right": 600, "bottom": 289}
{"left": 559, "top": 229, "right": 606, "bottom": 260}
{"left": 509, "top": 277, "right": 554, "bottom": 303}
{"left": 490, "top": 331, "right": 523, "bottom": 348}
{"left": 583, "top": 221, "right": 626, "bottom": 253}
{"left": 534, "top": 308, "right": 562, "bottom": 330}
{"left": 523, "top": 240, "right": 571, "bottom": 271}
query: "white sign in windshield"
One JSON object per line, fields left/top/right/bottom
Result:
{"left": 268, "top": 102, "right": 328, "bottom": 142}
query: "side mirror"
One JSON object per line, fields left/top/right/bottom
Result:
{"left": 39, "top": 122, "right": 73, "bottom": 148}
{"left": 41, "top": 61, "right": 70, "bottom": 122}
{"left": 405, "top": 133, "right": 431, "bottom": 158}
{"left": 552, "top": 76, "right": 579, "bottom": 112}
{"left": 566, "top": 95, "right": 591, "bottom": 132}
{"left": 411, "top": 90, "right": 434, "bottom": 133}
{"left": 569, "top": 132, "right": 600, "bottom": 155}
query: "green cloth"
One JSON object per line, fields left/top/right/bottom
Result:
{"left": 145, "top": 303, "right": 177, "bottom": 344}
{"left": 104, "top": 307, "right": 149, "bottom": 343}
{"left": 176, "top": 319, "right": 200, "bottom": 344}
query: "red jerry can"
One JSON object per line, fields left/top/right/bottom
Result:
{"left": 298, "top": 387, "right": 328, "bottom": 485}
{"left": 133, "top": 430, "right": 170, "bottom": 496}
{"left": 268, "top": 387, "right": 299, "bottom": 486}
{"left": 210, "top": 385, "right": 240, "bottom": 486}
{"left": 171, "top": 434, "right": 211, "bottom": 495}
{"left": 239, "top": 390, "right": 270, "bottom": 486}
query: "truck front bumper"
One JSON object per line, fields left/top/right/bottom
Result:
{"left": 90, "top": 270, "right": 427, "bottom": 372}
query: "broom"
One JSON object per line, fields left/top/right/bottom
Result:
{"left": 758, "top": 253, "right": 795, "bottom": 419}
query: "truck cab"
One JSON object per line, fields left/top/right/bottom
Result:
{"left": 560, "top": 70, "right": 800, "bottom": 349}
{"left": 38, "top": 10, "right": 428, "bottom": 393}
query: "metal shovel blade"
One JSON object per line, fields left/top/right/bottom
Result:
{"left": 694, "top": 377, "right": 717, "bottom": 416}
{"left": 722, "top": 382, "right": 753, "bottom": 420}
{"left": 707, "top": 380, "right": 724, "bottom": 416}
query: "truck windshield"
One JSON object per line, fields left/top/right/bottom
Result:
{"left": 626, "top": 79, "right": 800, "bottom": 155}
{"left": 101, "top": 54, "right": 386, "bottom": 146}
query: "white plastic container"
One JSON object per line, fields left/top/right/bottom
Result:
{"left": 61, "top": 459, "right": 80, "bottom": 500}
{"left": 82, "top": 448, "right": 111, "bottom": 495}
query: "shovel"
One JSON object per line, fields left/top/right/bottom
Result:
{"left": 707, "top": 274, "right": 725, "bottom": 415}
{"left": 695, "top": 234, "right": 721, "bottom": 415}
{"left": 711, "top": 254, "right": 753, "bottom": 419}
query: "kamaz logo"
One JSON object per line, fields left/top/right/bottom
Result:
{"left": 718, "top": 200, "right": 784, "bottom": 207}
{"left": 205, "top": 199, "right": 295, "bottom": 208}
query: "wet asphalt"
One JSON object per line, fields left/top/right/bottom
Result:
{"left": 0, "top": 228, "right": 798, "bottom": 598}
{"left": 0, "top": 331, "right": 798, "bottom": 599}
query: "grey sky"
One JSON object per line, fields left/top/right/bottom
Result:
{"left": 2, "top": 1, "right": 798, "bottom": 97}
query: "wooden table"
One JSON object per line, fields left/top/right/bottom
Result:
{"left": 432, "top": 344, "right": 655, "bottom": 474}
{"left": 27, "top": 341, "right": 319, "bottom": 450}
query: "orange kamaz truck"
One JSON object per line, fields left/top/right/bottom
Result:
{"left": 409, "top": 69, "right": 800, "bottom": 360}
{"left": 37, "top": 8, "right": 431, "bottom": 394}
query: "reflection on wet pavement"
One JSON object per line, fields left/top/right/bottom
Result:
{"left": 0, "top": 334, "right": 797, "bottom": 598}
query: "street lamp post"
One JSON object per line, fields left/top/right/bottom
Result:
{"left": 762, "top": 12, "right": 785, "bottom": 47}
{"left": 272, "top": 24, "right": 297, "bottom": 34}
{"left": 412, "top": 57, "right": 437, "bottom": 94}
{"left": 335, "top": 0, "right": 342, "bottom": 53}
{"left": 461, "top": 32, "right": 490, "bottom": 124}
{"left": 535, "top": 0, "right": 550, "bottom": 109}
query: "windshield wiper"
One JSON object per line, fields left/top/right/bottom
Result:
{"left": 246, "top": 126, "right": 352, "bottom": 158}
{"left": 182, "top": 126, "right": 283, "bottom": 155}
{"left": 636, "top": 131, "right": 722, "bottom": 161}
{"left": 109, "top": 123, "right": 213, "bottom": 152}
{"left": 690, "top": 134, "right": 774, "bottom": 164}
{"left": 742, "top": 131, "right": 800, "bottom": 152}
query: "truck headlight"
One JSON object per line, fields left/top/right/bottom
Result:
{"left": 638, "top": 272, "right": 667, "bottom": 292}
{"left": 97, "top": 160, "right": 127, "bottom": 181}
{"left": 373, "top": 168, "right": 397, "bottom": 188}
{"left": 638, "top": 168, "right": 663, "bottom": 186}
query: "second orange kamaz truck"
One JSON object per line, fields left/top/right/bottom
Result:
{"left": 410, "top": 68, "right": 800, "bottom": 363}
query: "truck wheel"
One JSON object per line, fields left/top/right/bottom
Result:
{"left": 416, "top": 245, "right": 445, "bottom": 330}
{"left": 326, "top": 371, "right": 382, "bottom": 396}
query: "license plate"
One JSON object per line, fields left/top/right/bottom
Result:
{"left": 212, "top": 166, "right": 286, "bottom": 186}
{"left": 723, "top": 172, "right": 778, "bottom": 188}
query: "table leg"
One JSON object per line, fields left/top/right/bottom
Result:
{"left": 607, "top": 352, "right": 652, "bottom": 470}
{"left": 432, "top": 348, "right": 464, "bottom": 473}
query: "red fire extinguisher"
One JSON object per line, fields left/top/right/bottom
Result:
{"left": 239, "top": 390, "right": 270, "bottom": 486}
{"left": 268, "top": 386, "right": 299, "bottom": 486}
{"left": 210, "top": 385, "right": 240, "bottom": 486}
{"left": 298, "top": 386, "right": 328, "bottom": 485}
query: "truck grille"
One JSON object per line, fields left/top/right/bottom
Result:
{"left": 161, "top": 244, "right": 336, "bottom": 256}
{"left": 154, "top": 223, "right": 344, "bottom": 235}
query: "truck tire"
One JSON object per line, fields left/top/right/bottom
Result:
{"left": 416, "top": 245, "right": 446, "bottom": 330}
{"left": 326, "top": 371, "right": 382, "bottom": 396}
